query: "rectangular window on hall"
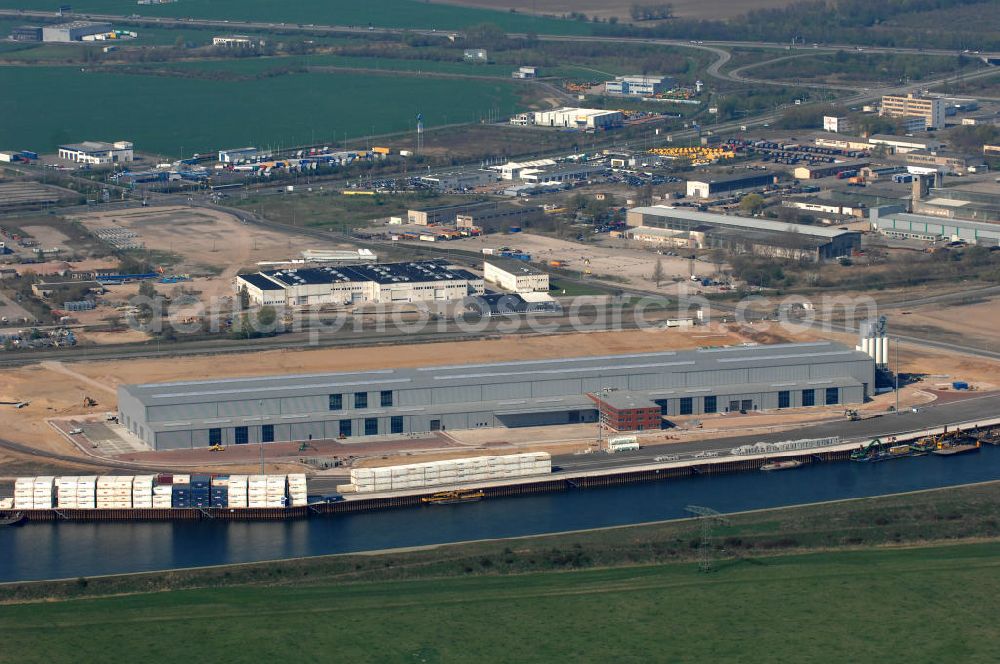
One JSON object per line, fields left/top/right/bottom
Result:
{"left": 234, "top": 426, "right": 249, "bottom": 445}
{"left": 802, "top": 389, "right": 815, "bottom": 407}
{"left": 778, "top": 391, "right": 790, "bottom": 409}
{"left": 365, "top": 418, "right": 378, "bottom": 436}
{"left": 261, "top": 424, "right": 274, "bottom": 443}
{"left": 209, "top": 428, "right": 222, "bottom": 446}
{"left": 679, "top": 397, "right": 693, "bottom": 415}
{"left": 339, "top": 419, "right": 352, "bottom": 437}
{"left": 704, "top": 396, "right": 717, "bottom": 413}
{"left": 381, "top": 390, "right": 393, "bottom": 407}
{"left": 390, "top": 416, "right": 404, "bottom": 434}
{"left": 825, "top": 387, "right": 839, "bottom": 405}
{"left": 355, "top": 392, "right": 368, "bottom": 409}
{"left": 329, "top": 393, "right": 342, "bottom": 411}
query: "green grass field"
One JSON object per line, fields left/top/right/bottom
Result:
{"left": 2, "top": 542, "right": 999, "bottom": 662}
{"left": 0, "top": 65, "right": 522, "bottom": 156}
{"left": 0, "top": 0, "right": 591, "bottom": 34}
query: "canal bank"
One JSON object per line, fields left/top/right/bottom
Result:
{"left": 2, "top": 443, "right": 1000, "bottom": 582}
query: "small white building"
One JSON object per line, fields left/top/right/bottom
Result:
{"left": 512, "top": 66, "right": 538, "bottom": 80}
{"left": 484, "top": 258, "right": 549, "bottom": 293}
{"left": 823, "top": 116, "right": 852, "bottom": 133}
{"left": 868, "top": 134, "right": 943, "bottom": 155}
{"left": 58, "top": 141, "right": 133, "bottom": 165}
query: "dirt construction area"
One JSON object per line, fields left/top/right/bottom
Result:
{"left": 428, "top": 232, "right": 718, "bottom": 292}
{"left": 1, "top": 321, "right": 998, "bottom": 478}
{"left": 68, "top": 206, "right": 359, "bottom": 301}
{"left": 892, "top": 295, "right": 1000, "bottom": 353}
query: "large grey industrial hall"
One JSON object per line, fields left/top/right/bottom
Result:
{"left": 118, "top": 341, "right": 875, "bottom": 450}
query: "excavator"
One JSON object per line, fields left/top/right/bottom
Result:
{"left": 208, "top": 444, "right": 225, "bottom": 452}
{"left": 83, "top": 396, "right": 98, "bottom": 408}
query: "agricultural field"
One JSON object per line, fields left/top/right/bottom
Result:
{"left": 436, "top": 0, "right": 799, "bottom": 21}
{"left": 746, "top": 51, "right": 983, "bottom": 85}
{"left": 4, "top": 480, "right": 1000, "bottom": 662}
{"left": 0, "top": 0, "right": 591, "bottom": 34}
{"left": 0, "top": 65, "right": 524, "bottom": 156}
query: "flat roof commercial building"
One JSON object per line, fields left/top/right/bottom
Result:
{"left": 530, "top": 108, "right": 623, "bottom": 130}
{"left": 793, "top": 160, "right": 870, "bottom": 180}
{"left": 42, "top": 21, "right": 112, "bottom": 42}
{"left": 419, "top": 169, "right": 498, "bottom": 192}
{"left": 626, "top": 206, "right": 861, "bottom": 260}
{"left": 880, "top": 93, "right": 946, "bottom": 129}
{"left": 58, "top": 140, "right": 133, "bottom": 165}
{"left": 455, "top": 203, "right": 542, "bottom": 232}
{"left": 10, "top": 26, "right": 42, "bottom": 41}
{"left": 235, "top": 259, "right": 484, "bottom": 308}
{"left": 870, "top": 209, "right": 1000, "bottom": 245}
{"left": 605, "top": 75, "right": 672, "bottom": 97}
{"left": 483, "top": 258, "right": 549, "bottom": 293}
{"left": 117, "top": 341, "right": 874, "bottom": 450}
{"left": 868, "top": 134, "right": 943, "bottom": 155}
{"left": 686, "top": 171, "right": 776, "bottom": 199}
{"left": 904, "top": 150, "right": 987, "bottom": 175}
{"left": 913, "top": 180, "right": 1000, "bottom": 221}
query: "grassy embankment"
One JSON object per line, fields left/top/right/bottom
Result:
{"left": 3, "top": 483, "right": 1000, "bottom": 661}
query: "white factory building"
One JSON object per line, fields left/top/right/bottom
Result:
{"left": 605, "top": 75, "right": 672, "bottom": 97}
{"left": 235, "top": 259, "right": 484, "bottom": 308}
{"left": 42, "top": 21, "right": 111, "bottom": 42}
{"left": 514, "top": 108, "right": 623, "bottom": 130}
{"left": 483, "top": 258, "right": 550, "bottom": 293}
{"left": 218, "top": 147, "right": 259, "bottom": 163}
{"left": 58, "top": 141, "right": 134, "bottom": 165}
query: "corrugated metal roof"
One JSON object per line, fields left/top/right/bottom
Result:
{"left": 630, "top": 206, "right": 856, "bottom": 239}
{"left": 122, "top": 341, "right": 871, "bottom": 408}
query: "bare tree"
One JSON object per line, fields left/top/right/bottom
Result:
{"left": 652, "top": 257, "right": 665, "bottom": 287}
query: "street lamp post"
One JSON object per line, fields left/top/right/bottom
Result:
{"left": 258, "top": 399, "right": 265, "bottom": 474}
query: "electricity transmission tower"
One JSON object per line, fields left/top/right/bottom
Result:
{"left": 685, "top": 505, "right": 730, "bottom": 573}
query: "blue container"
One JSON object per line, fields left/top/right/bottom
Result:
{"left": 952, "top": 381, "right": 969, "bottom": 390}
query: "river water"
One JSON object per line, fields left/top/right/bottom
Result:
{"left": 2, "top": 447, "right": 999, "bottom": 582}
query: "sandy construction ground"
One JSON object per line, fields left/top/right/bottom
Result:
{"left": 68, "top": 206, "right": 358, "bottom": 302}
{"left": 893, "top": 296, "right": 1000, "bottom": 352}
{"left": 434, "top": 0, "right": 797, "bottom": 20}
{"left": 427, "top": 232, "right": 717, "bottom": 291}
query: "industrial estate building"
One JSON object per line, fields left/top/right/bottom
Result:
{"left": 117, "top": 342, "right": 875, "bottom": 449}
{"left": 42, "top": 21, "right": 111, "bottom": 42}
{"left": 685, "top": 171, "right": 776, "bottom": 199}
{"left": 793, "top": 160, "right": 870, "bottom": 180}
{"left": 626, "top": 206, "right": 861, "bottom": 260}
{"left": 234, "top": 259, "right": 484, "bottom": 307}
{"left": 418, "top": 169, "right": 498, "bottom": 191}
{"left": 455, "top": 203, "right": 541, "bottom": 232}
{"left": 512, "top": 108, "right": 623, "bottom": 130}
{"left": 822, "top": 116, "right": 852, "bottom": 133}
{"left": 903, "top": 150, "right": 987, "bottom": 175}
{"left": 870, "top": 208, "right": 1000, "bottom": 245}
{"left": 483, "top": 258, "right": 550, "bottom": 293}
{"left": 58, "top": 141, "right": 134, "bottom": 165}
{"left": 912, "top": 180, "right": 1000, "bottom": 222}
{"left": 212, "top": 35, "right": 263, "bottom": 48}
{"left": 868, "top": 134, "right": 943, "bottom": 154}
{"left": 605, "top": 75, "right": 672, "bottom": 97}
{"left": 880, "top": 93, "right": 945, "bottom": 130}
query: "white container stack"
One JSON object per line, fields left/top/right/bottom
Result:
{"left": 5, "top": 473, "right": 304, "bottom": 511}
{"left": 13, "top": 477, "right": 35, "bottom": 509}
{"left": 77, "top": 476, "right": 97, "bottom": 509}
{"left": 56, "top": 476, "right": 79, "bottom": 509}
{"left": 266, "top": 475, "right": 287, "bottom": 508}
{"left": 287, "top": 473, "right": 307, "bottom": 507}
{"left": 247, "top": 475, "right": 268, "bottom": 508}
{"left": 152, "top": 484, "right": 172, "bottom": 509}
{"left": 349, "top": 452, "right": 552, "bottom": 494}
{"left": 96, "top": 476, "right": 133, "bottom": 509}
{"left": 132, "top": 475, "right": 155, "bottom": 509}
{"left": 227, "top": 475, "right": 248, "bottom": 508}
{"left": 32, "top": 476, "right": 56, "bottom": 509}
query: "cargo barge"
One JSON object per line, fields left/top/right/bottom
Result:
{"left": 1, "top": 426, "right": 996, "bottom": 524}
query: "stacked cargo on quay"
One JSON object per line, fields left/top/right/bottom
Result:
{"left": 340, "top": 453, "right": 552, "bottom": 494}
